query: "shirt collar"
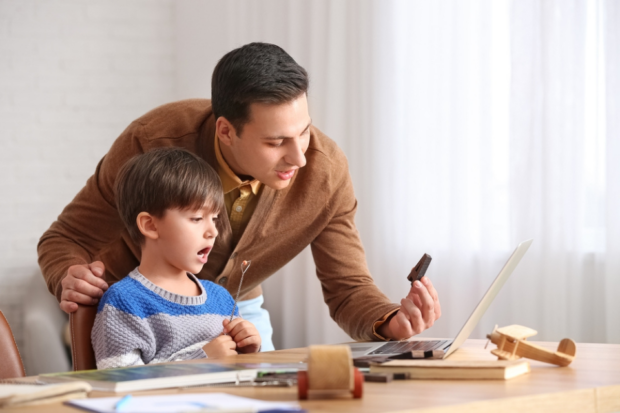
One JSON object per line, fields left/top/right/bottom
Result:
{"left": 214, "top": 134, "right": 261, "bottom": 195}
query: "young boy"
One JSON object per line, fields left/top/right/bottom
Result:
{"left": 92, "top": 148, "right": 261, "bottom": 369}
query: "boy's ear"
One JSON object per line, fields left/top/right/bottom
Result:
{"left": 215, "top": 116, "right": 238, "bottom": 147}
{"left": 136, "top": 212, "right": 159, "bottom": 241}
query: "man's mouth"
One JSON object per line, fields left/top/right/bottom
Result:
{"left": 197, "top": 247, "right": 212, "bottom": 264}
{"left": 276, "top": 169, "right": 297, "bottom": 180}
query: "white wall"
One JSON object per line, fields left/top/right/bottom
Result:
{"left": 0, "top": 0, "right": 176, "bottom": 352}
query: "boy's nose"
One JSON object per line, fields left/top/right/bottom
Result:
{"left": 205, "top": 222, "right": 218, "bottom": 238}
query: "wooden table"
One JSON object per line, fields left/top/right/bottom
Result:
{"left": 7, "top": 339, "right": 620, "bottom": 412}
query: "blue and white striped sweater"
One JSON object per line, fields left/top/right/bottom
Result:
{"left": 92, "top": 268, "right": 239, "bottom": 369}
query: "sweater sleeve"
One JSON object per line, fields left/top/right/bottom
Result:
{"left": 91, "top": 290, "right": 156, "bottom": 369}
{"left": 37, "top": 121, "right": 147, "bottom": 300}
{"left": 310, "top": 153, "right": 400, "bottom": 342}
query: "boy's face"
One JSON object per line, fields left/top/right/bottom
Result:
{"left": 151, "top": 205, "right": 219, "bottom": 275}
{"left": 217, "top": 94, "right": 311, "bottom": 190}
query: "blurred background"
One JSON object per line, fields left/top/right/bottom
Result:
{"left": 0, "top": 0, "right": 618, "bottom": 375}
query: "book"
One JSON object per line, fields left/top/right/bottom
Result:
{"left": 0, "top": 382, "right": 91, "bottom": 408}
{"left": 369, "top": 359, "right": 530, "bottom": 380}
{"left": 38, "top": 362, "right": 258, "bottom": 393}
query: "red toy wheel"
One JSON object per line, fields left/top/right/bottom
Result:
{"left": 352, "top": 368, "right": 363, "bottom": 398}
{"left": 297, "top": 371, "right": 308, "bottom": 400}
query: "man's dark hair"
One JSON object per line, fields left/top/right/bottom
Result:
{"left": 115, "top": 148, "right": 226, "bottom": 245}
{"left": 211, "top": 42, "right": 309, "bottom": 134}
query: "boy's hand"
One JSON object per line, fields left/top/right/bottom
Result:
{"left": 60, "top": 261, "right": 109, "bottom": 313}
{"left": 223, "top": 318, "right": 261, "bottom": 354}
{"left": 202, "top": 334, "right": 238, "bottom": 358}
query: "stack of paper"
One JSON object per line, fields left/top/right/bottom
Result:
{"left": 67, "top": 392, "right": 303, "bottom": 413}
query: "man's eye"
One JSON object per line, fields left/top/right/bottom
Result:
{"left": 269, "top": 141, "right": 283, "bottom": 147}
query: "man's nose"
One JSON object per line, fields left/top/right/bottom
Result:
{"left": 286, "top": 138, "right": 307, "bottom": 168}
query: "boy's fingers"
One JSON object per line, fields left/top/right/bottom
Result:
{"left": 224, "top": 318, "right": 247, "bottom": 336}
{"left": 214, "top": 334, "right": 232, "bottom": 342}
{"left": 212, "top": 336, "right": 236, "bottom": 352}
{"left": 222, "top": 317, "right": 241, "bottom": 331}
{"left": 236, "top": 336, "right": 260, "bottom": 349}
{"left": 229, "top": 324, "right": 257, "bottom": 341}
{"left": 230, "top": 329, "right": 255, "bottom": 343}
{"left": 223, "top": 337, "right": 237, "bottom": 350}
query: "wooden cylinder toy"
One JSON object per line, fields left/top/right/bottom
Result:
{"left": 298, "top": 345, "right": 363, "bottom": 400}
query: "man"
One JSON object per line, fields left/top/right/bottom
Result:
{"left": 38, "top": 42, "right": 441, "bottom": 351}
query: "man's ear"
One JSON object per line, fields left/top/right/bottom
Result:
{"left": 215, "top": 117, "right": 238, "bottom": 147}
{"left": 136, "top": 212, "right": 159, "bottom": 241}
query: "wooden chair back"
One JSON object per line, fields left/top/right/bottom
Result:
{"left": 69, "top": 305, "right": 98, "bottom": 371}
{"left": 0, "top": 310, "right": 26, "bottom": 379}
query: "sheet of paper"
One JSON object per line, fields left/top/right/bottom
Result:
{"left": 66, "top": 392, "right": 302, "bottom": 413}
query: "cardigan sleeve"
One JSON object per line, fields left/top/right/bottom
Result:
{"left": 310, "top": 151, "right": 400, "bottom": 341}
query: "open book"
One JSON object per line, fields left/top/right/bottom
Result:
{"left": 39, "top": 363, "right": 257, "bottom": 392}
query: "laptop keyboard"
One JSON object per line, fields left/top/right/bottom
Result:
{"left": 368, "top": 340, "right": 451, "bottom": 355}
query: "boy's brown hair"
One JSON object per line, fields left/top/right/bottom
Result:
{"left": 115, "top": 147, "right": 227, "bottom": 245}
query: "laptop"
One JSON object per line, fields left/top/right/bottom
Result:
{"left": 348, "top": 239, "right": 533, "bottom": 359}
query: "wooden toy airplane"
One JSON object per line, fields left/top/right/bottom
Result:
{"left": 486, "top": 325, "right": 576, "bottom": 367}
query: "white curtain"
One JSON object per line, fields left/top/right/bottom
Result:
{"left": 175, "top": 0, "right": 619, "bottom": 348}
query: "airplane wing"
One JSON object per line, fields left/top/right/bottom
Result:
{"left": 496, "top": 325, "right": 538, "bottom": 340}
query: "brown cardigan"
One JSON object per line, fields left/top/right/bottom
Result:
{"left": 37, "top": 99, "right": 399, "bottom": 341}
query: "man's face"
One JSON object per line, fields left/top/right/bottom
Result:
{"left": 218, "top": 94, "right": 311, "bottom": 190}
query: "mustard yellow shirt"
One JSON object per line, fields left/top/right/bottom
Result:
{"left": 214, "top": 136, "right": 262, "bottom": 247}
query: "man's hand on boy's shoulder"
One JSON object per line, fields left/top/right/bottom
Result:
{"left": 223, "top": 318, "right": 262, "bottom": 354}
{"left": 60, "top": 261, "right": 109, "bottom": 313}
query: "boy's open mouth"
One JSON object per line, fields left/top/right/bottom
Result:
{"left": 197, "top": 247, "right": 211, "bottom": 263}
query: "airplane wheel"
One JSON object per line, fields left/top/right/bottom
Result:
{"left": 352, "top": 368, "right": 363, "bottom": 398}
{"left": 297, "top": 371, "right": 308, "bottom": 400}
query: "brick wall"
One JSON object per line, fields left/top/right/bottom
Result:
{"left": 0, "top": 0, "right": 176, "bottom": 355}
